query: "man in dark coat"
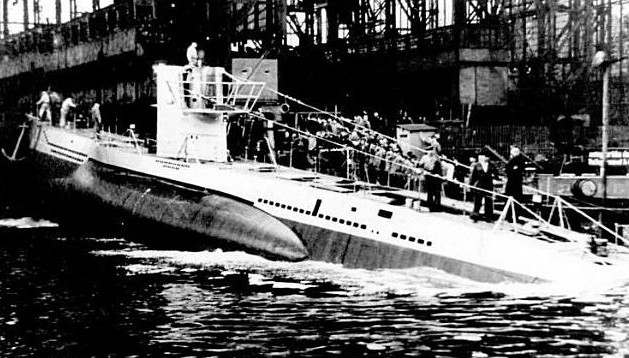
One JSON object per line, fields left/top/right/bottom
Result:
{"left": 505, "top": 146, "right": 526, "bottom": 202}
{"left": 420, "top": 151, "right": 442, "bottom": 211}
{"left": 469, "top": 153, "right": 499, "bottom": 222}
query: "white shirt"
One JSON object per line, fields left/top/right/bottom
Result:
{"left": 61, "top": 98, "right": 76, "bottom": 112}
{"left": 186, "top": 44, "right": 198, "bottom": 65}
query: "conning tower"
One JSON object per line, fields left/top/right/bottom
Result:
{"left": 154, "top": 64, "right": 265, "bottom": 162}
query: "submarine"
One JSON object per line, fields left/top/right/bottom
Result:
{"left": 17, "top": 62, "right": 629, "bottom": 285}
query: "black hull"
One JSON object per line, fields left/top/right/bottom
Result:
{"left": 25, "top": 152, "right": 308, "bottom": 261}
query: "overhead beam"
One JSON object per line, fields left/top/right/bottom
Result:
{"left": 56, "top": 0, "right": 61, "bottom": 24}
{"left": 23, "top": 0, "right": 28, "bottom": 31}
{"left": 2, "top": 0, "right": 8, "bottom": 37}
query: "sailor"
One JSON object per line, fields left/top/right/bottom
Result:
{"left": 183, "top": 42, "right": 200, "bottom": 107}
{"left": 419, "top": 151, "right": 442, "bottom": 211}
{"left": 49, "top": 91, "right": 61, "bottom": 125}
{"left": 424, "top": 134, "right": 442, "bottom": 154}
{"left": 60, "top": 96, "right": 77, "bottom": 128}
{"left": 186, "top": 42, "right": 198, "bottom": 68}
{"left": 36, "top": 90, "right": 51, "bottom": 122}
{"left": 91, "top": 102, "right": 102, "bottom": 133}
{"left": 196, "top": 49, "right": 205, "bottom": 67}
{"left": 469, "top": 152, "right": 499, "bottom": 222}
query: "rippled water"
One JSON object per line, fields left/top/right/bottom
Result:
{"left": 2, "top": 218, "right": 629, "bottom": 357}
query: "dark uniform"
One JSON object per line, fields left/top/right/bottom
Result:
{"left": 505, "top": 154, "right": 526, "bottom": 201}
{"left": 469, "top": 159, "right": 499, "bottom": 221}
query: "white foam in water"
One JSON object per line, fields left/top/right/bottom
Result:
{"left": 92, "top": 246, "right": 629, "bottom": 298}
{"left": 0, "top": 217, "right": 58, "bottom": 229}
{"left": 92, "top": 248, "right": 487, "bottom": 296}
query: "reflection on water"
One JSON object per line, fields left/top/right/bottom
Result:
{"left": 1, "top": 218, "right": 629, "bottom": 357}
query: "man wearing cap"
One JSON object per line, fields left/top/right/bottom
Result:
{"left": 425, "top": 134, "right": 442, "bottom": 154}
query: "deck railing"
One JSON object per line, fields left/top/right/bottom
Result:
{"left": 254, "top": 86, "right": 628, "bottom": 247}
{"left": 175, "top": 72, "right": 265, "bottom": 114}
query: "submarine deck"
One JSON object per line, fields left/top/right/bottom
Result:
{"left": 69, "top": 127, "right": 593, "bottom": 245}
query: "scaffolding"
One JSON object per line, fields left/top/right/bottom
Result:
{"left": 1, "top": 0, "right": 628, "bottom": 123}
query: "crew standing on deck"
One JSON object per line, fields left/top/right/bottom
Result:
{"left": 60, "top": 96, "right": 77, "bottom": 128}
{"left": 424, "top": 134, "right": 442, "bottom": 154}
{"left": 186, "top": 42, "right": 198, "bottom": 68}
{"left": 183, "top": 42, "right": 200, "bottom": 107}
{"left": 469, "top": 152, "right": 499, "bottom": 222}
{"left": 36, "top": 90, "right": 51, "bottom": 122}
{"left": 420, "top": 151, "right": 443, "bottom": 211}
{"left": 91, "top": 101, "right": 102, "bottom": 133}
{"left": 49, "top": 91, "right": 61, "bottom": 125}
{"left": 505, "top": 146, "right": 526, "bottom": 202}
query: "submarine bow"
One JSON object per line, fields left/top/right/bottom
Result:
{"left": 61, "top": 161, "right": 308, "bottom": 261}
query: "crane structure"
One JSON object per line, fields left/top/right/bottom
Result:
{"left": 0, "top": 0, "right": 626, "bottom": 124}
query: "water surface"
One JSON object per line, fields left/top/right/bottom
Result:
{"left": 1, "top": 218, "right": 629, "bottom": 357}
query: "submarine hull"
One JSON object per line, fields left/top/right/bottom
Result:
{"left": 27, "top": 153, "right": 308, "bottom": 262}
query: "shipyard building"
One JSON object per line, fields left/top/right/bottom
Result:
{"left": 0, "top": 0, "right": 628, "bottom": 157}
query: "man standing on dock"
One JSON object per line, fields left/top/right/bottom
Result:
{"left": 470, "top": 152, "right": 499, "bottom": 222}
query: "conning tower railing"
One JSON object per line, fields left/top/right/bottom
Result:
{"left": 176, "top": 70, "right": 266, "bottom": 114}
